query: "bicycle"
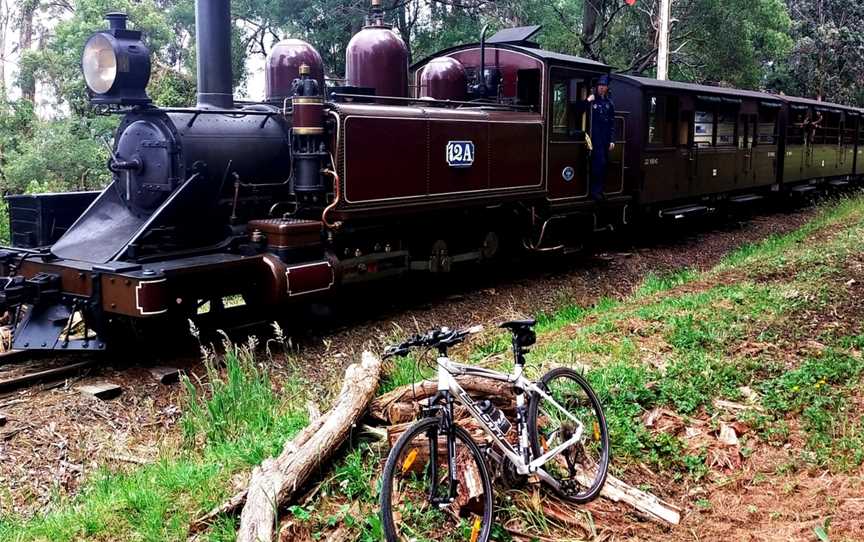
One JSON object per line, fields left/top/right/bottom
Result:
{"left": 379, "top": 319, "right": 610, "bottom": 542}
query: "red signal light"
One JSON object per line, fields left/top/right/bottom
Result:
{"left": 625, "top": 0, "right": 636, "bottom": 5}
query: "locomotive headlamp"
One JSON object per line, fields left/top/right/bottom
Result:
{"left": 82, "top": 13, "right": 151, "bottom": 105}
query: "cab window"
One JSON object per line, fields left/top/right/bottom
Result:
{"left": 516, "top": 69, "right": 541, "bottom": 111}
{"left": 551, "top": 74, "right": 589, "bottom": 141}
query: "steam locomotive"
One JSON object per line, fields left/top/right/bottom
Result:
{"left": 0, "top": 0, "right": 861, "bottom": 352}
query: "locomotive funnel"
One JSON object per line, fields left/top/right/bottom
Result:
{"left": 195, "top": 0, "right": 233, "bottom": 109}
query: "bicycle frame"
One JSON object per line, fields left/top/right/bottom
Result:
{"left": 431, "top": 355, "right": 585, "bottom": 480}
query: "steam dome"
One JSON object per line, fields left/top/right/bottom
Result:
{"left": 420, "top": 57, "right": 467, "bottom": 101}
{"left": 265, "top": 39, "right": 325, "bottom": 103}
{"left": 345, "top": 22, "right": 409, "bottom": 98}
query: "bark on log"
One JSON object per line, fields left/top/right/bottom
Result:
{"left": 189, "top": 352, "right": 382, "bottom": 541}
{"left": 369, "top": 376, "right": 512, "bottom": 424}
{"left": 571, "top": 465, "right": 682, "bottom": 525}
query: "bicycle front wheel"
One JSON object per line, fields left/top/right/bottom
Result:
{"left": 528, "top": 367, "right": 610, "bottom": 503}
{"left": 380, "top": 417, "right": 494, "bottom": 542}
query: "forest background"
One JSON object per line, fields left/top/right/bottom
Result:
{"left": 0, "top": 0, "right": 861, "bottom": 240}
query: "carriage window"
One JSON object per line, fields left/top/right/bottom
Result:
{"left": 679, "top": 111, "right": 692, "bottom": 146}
{"left": 716, "top": 111, "right": 736, "bottom": 147}
{"left": 846, "top": 116, "right": 860, "bottom": 145}
{"left": 693, "top": 110, "right": 714, "bottom": 147}
{"left": 820, "top": 112, "right": 841, "bottom": 145}
{"left": 647, "top": 94, "right": 678, "bottom": 146}
{"left": 758, "top": 109, "right": 778, "bottom": 145}
{"left": 788, "top": 109, "right": 807, "bottom": 145}
{"left": 551, "top": 75, "right": 588, "bottom": 141}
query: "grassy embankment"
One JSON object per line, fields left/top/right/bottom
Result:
{"left": 1, "top": 194, "right": 863, "bottom": 541}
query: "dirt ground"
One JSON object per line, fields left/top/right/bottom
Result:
{"left": 0, "top": 205, "right": 831, "bottom": 534}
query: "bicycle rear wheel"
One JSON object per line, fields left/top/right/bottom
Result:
{"left": 380, "top": 417, "right": 494, "bottom": 542}
{"left": 527, "top": 367, "right": 610, "bottom": 503}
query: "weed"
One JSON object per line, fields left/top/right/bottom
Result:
{"left": 379, "top": 353, "right": 434, "bottom": 394}
{"left": 334, "top": 445, "right": 379, "bottom": 501}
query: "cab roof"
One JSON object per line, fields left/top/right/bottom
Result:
{"left": 411, "top": 42, "right": 609, "bottom": 72}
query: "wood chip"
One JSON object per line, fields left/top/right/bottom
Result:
{"left": 718, "top": 423, "right": 740, "bottom": 446}
{"left": 713, "top": 398, "right": 763, "bottom": 412}
{"left": 0, "top": 413, "right": 6, "bottom": 427}
{"left": 149, "top": 366, "right": 181, "bottom": 385}
{"left": 78, "top": 383, "right": 123, "bottom": 400}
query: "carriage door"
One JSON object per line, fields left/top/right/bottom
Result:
{"left": 740, "top": 113, "right": 756, "bottom": 184}
{"left": 740, "top": 113, "right": 751, "bottom": 180}
{"left": 838, "top": 116, "right": 847, "bottom": 170}
{"left": 547, "top": 68, "right": 591, "bottom": 201}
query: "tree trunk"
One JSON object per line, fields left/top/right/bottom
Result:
{"left": 18, "top": 0, "right": 37, "bottom": 102}
{"left": 0, "top": 0, "right": 13, "bottom": 93}
{"left": 580, "top": 0, "right": 600, "bottom": 59}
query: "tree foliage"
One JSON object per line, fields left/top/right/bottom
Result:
{"left": 768, "top": 0, "right": 864, "bottom": 106}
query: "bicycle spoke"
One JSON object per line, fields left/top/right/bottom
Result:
{"left": 529, "top": 368, "right": 610, "bottom": 503}
{"left": 383, "top": 420, "right": 492, "bottom": 541}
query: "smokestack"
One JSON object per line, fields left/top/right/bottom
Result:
{"left": 195, "top": 0, "right": 233, "bottom": 109}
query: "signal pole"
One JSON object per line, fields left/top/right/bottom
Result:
{"left": 656, "top": 0, "right": 671, "bottom": 80}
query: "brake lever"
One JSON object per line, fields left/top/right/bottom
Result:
{"left": 384, "top": 347, "right": 409, "bottom": 359}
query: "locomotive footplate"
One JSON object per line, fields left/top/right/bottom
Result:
{"left": 0, "top": 250, "right": 341, "bottom": 351}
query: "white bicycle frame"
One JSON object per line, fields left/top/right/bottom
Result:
{"left": 435, "top": 355, "right": 585, "bottom": 482}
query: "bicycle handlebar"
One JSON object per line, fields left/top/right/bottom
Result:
{"left": 383, "top": 324, "right": 483, "bottom": 358}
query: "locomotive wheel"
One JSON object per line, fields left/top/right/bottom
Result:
{"left": 480, "top": 231, "right": 500, "bottom": 260}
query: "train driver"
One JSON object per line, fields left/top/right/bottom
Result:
{"left": 586, "top": 75, "right": 616, "bottom": 202}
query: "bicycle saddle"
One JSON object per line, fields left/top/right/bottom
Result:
{"left": 499, "top": 319, "right": 537, "bottom": 331}
{"left": 500, "top": 319, "right": 537, "bottom": 349}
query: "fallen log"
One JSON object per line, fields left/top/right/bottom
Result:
{"left": 370, "top": 376, "right": 512, "bottom": 424}
{"left": 189, "top": 352, "right": 382, "bottom": 541}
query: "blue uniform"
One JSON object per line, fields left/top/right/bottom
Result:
{"left": 588, "top": 94, "right": 616, "bottom": 200}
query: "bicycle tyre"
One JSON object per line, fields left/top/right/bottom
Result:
{"left": 380, "top": 416, "right": 494, "bottom": 542}
{"left": 527, "top": 367, "right": 610, "bottom": 503}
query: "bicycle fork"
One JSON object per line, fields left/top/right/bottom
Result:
{"left": 425, "top": 390, "right": 459, "bottom": 508}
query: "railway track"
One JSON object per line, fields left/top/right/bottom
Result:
{"left": 0, "top": 350, "right": 101, "bottom": 395}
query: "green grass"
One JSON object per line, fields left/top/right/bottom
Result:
{"left": 0, "top": 339, "right": 309, "bottom": 542}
